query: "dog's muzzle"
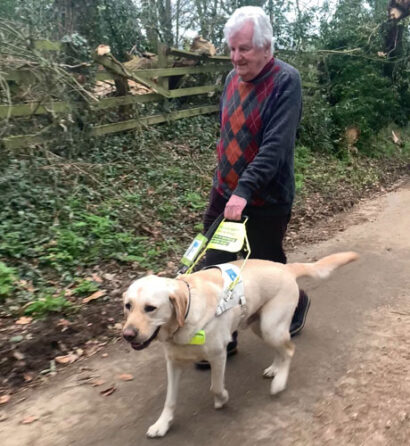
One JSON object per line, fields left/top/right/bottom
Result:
{"left": 123, "top": 326, "right": 160, "bottom": 351}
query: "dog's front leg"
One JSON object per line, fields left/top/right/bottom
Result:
{"left": 146, "top": 358, "right": 182, "bottom": 438}
{"left": 209, "top": 352, "right": 229, "bottom": 409}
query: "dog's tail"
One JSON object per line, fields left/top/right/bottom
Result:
{"left": 285, "top": 251, "right": 359, "bottom": 280}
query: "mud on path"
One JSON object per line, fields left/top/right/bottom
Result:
{"left": 0, "top": 181, "right": 409, "bottom": 445}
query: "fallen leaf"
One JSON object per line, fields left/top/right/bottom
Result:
{"left": 91, "top": 379, "right": 105, "bottom": 387}
{"left": 16, "top": 316, "right": 32, "bottom": 325}
{"left": 103, "top": 273, "right": 115, "bottom": 281}
{"left": 0, "top": 395, "right": 11, "bottom": 405}
{"left": 13, "top": 351, "right": 25, "bottom": 361}
{"left": 76, "top": 348, "right": 84, "bottom": 357}
{"left": 18, "top": 280, "right": 35, "bottom": 292}
{"left": 85, "top": 345, "right": 101, "bottom": 357}
{"left": 82, "top": 290, "right": 106, "bottom": 304}
{"left": 100, "top": 385, "right": 116, "bottom": 396}
{"left": 91, "top": 273, "right": 103, "bottom": 283}
{"left": 24, "top": 373, "right": 33, "bottom": 382}
{"left": 55, "top": 354, "right": 78, "bottom": 365}
{"left": 21, "top": 416, "right": 39, "bottom": 424}
{"left": 118, "top": 373, "right": 134, "bottom": 382}
{"left": 57, "top": 319, "right": 71, "bottom": 328}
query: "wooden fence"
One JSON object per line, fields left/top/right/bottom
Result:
{"left": 1, "top": 41, "right": 232, "bottom": 149}
{"left": 1, "top": 41, "right": 317, "bottom": 150}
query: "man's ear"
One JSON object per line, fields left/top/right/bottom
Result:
{"left": 169, "top": 282, "right": 188, "bottom": 327}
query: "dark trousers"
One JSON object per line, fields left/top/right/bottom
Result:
{"left": 203, "top": 188, "right": 291, "bottom": 267}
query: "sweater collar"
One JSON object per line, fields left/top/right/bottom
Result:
{"left": 239, "top": 57, "right": 275, "bottom": 84}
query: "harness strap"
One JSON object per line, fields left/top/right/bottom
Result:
{"left": 205, "top": 264, "right": 246, "bottom": 316}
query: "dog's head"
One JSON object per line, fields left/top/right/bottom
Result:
{"left": 122, "top": 275, "right": 189, "bottom": 350}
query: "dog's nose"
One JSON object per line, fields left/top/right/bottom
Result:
{"left": 123, "top": 327, "right": 138, "bottom": 342}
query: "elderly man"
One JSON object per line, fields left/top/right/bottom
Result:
{"left": 196, "top": 6, "right": 310, "bottom": 368}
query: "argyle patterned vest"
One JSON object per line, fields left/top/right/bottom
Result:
{"left": 213, "top": 57, "right": 301, "bottom": 212}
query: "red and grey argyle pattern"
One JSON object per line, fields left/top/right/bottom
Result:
{"left": 215, "top": 58, "right": 279, "bottom": 206}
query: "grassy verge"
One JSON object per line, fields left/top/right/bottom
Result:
{"left": 0, "top": 116, "right": 409, "bottom": 318}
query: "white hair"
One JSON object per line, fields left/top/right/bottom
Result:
{"left": 224, "top": 6, "right": 273, "bottom": 54}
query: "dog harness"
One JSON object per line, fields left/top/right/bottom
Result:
{"left": 206, "top": 263, "right": 246, "bottom": 316}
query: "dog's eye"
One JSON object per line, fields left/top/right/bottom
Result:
{"left": 124, "top": 302, "right": 131, "bottom": 311}
{"left": 144, "top": 304, "right": 157, "bottom": 313}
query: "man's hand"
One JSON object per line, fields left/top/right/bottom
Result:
{"left": 224, "top": 195, "right": 247, "bottom": 221}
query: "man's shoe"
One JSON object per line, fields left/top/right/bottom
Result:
{"left": 290, "top": 291, "right": 310, "bottom": 337}
{"left": 195, "top": 331, "right": 238, "bottom": 370}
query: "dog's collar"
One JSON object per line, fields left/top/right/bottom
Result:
{"left": 177, "top": 278, "right": 191, "bottom": 321}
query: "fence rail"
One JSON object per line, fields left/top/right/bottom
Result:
{"left": 1, "top": 41, "right": 234, "bottom": 149}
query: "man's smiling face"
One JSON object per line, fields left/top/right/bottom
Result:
{"left": 228, "top": 20, "right": 271, "bottom": 82}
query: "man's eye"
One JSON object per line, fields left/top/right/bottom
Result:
{"left": 125, "top": 302, "right": 131, "bottom": 311}
{"left": 144, "top": 305, "right": 157, "bottom": 313}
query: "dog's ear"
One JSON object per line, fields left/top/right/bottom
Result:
{"left": 169, "top": 282, "right": 189, "bottom": 327}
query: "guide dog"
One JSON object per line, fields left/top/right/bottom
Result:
{"left": 122, "top": 252, "right": 358, "bottom": 437}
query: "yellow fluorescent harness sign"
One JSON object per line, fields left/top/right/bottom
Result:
{"left": 207, "top": 221, "right": 246, "bottom": 253}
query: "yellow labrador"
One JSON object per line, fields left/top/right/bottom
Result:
{"left": 122, "top": 252, "right": 358, "bottom": 438}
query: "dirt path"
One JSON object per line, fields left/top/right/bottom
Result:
{"left": 1, "top": 182, "right": 409, "bottom": 446}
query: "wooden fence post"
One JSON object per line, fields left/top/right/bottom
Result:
{"left": 157, "top": 43, "right": 169, "bottom": 91}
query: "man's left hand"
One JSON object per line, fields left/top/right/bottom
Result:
{"left": 224, "top": 195, "right": 247, "bottom": 221}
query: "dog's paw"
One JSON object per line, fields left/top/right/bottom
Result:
{"left": 146, "top": 420, "right": 170, "bottom": 438}
{"left": 263, "top": 365, "right": 277, "bottom": 379}
{"left": 270, "top": 372, "right": 288, "bottom": 395}
{"left": 214, "top": 389, "right": 229, "bottom": 409}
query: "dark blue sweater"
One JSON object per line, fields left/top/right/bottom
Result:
{"left": 214, "top": 57, "right": 302, "bottom": 216}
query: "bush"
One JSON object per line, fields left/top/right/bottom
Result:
{"left": 24, "top": 292, "right": 73, "bottom": 318}
{"left": 0, "top": 261, "right": 16, "bottom": 300}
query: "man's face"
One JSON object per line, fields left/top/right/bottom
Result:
{"left": 228, "top": 21, "right": 271, "bottom": 82}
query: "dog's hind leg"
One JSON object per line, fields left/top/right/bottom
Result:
{"left": 264, "top": 338, "right": 295, "bottom": 395}
{"left": 146, "top": 359, "right": 182, "bottom": 438}
{"left": 209, "top": 352, "right": 229, "bottom": 409}
{"left": 259, "top": 296, "right": 296, "bottom": 396}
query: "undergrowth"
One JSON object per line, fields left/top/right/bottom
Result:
{"left": 0, "top": 116, "right": 408, "bottom": 318}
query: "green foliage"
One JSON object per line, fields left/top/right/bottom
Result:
{"left": 298, "top": 86, "right": 338, "bottom": 152}
{"left": 72, "top": 279, "right": 100, "bottom": 297}
{"left": 182, "top": 191, "right": 207, "bottom": 210}
{"left": 0, "top": 261, "right": 16, "bottom": 300}
{"left": 87, "top": 0, "right": 147, "bottom": 59}
{"left": 294, "top": 145, "right": 315, "bottom": 193}
{"left": 325, "top": 56, "right": 402, "bottom": 144}
{"left": 0, "top": 0, "right": 17, "bottom": 20}
{"left": 24, "top": 291, "right": 73, "bottom": 318}
{"left": 0, "top": 115, "right": 219, "bottom": 310}
{"left": 2, "top": 0, "right": 146, "bottom": 59}
{"left": 318, "top": 0, "right": 409, "bottom": 147}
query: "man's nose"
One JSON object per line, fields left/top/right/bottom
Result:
{"left": 231, "top": 49, "right": 240, "bottom": 62}
{"left": 123, "top": 327, "right": 138, "bottom": 342}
